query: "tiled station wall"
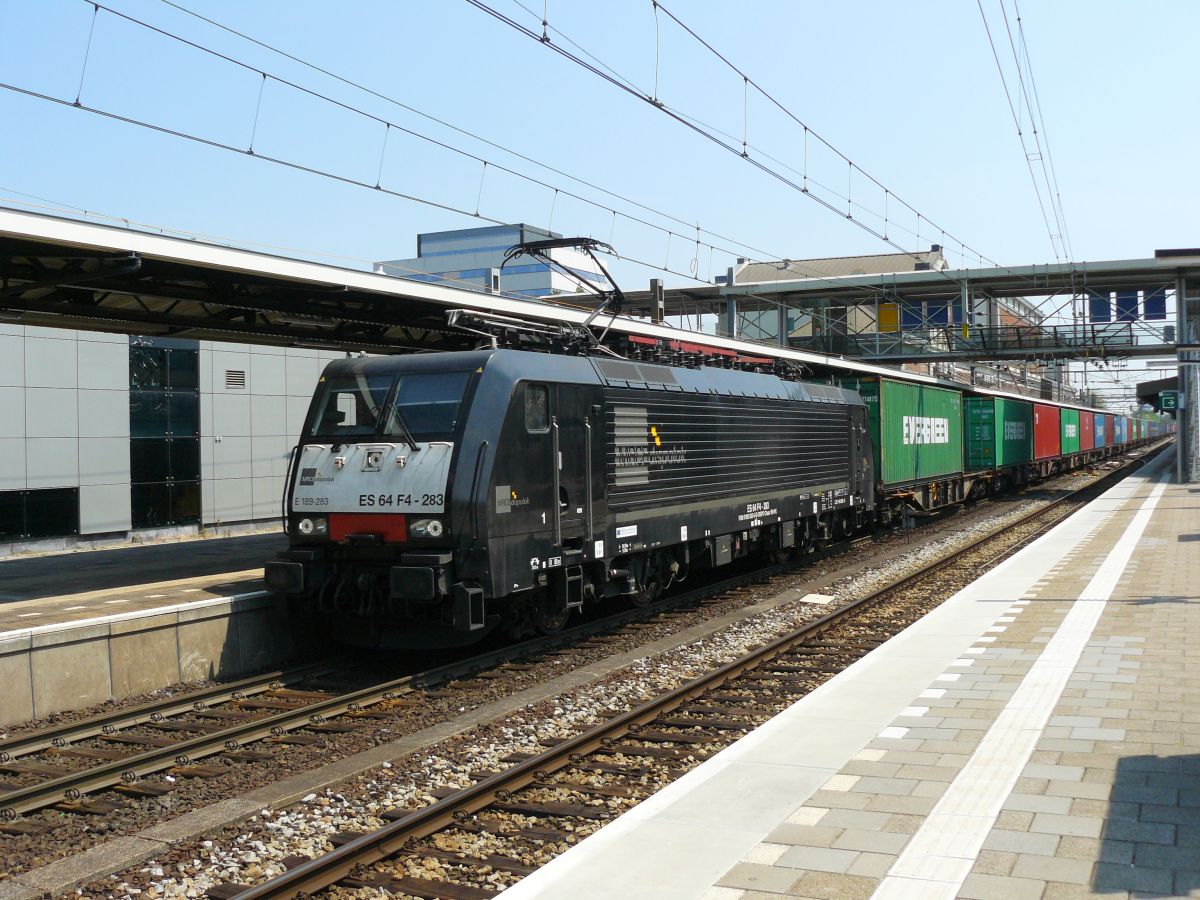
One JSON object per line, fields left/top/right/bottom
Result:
{"left": 0, "top": 324, "right": 346, "bottom": 537}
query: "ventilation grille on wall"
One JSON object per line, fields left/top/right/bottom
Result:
{"left": 225, "top": 369, "right": 246, "bottom": 390}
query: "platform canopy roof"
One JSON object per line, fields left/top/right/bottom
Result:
{"left": 1, "top": 206, "right": 1192, "bottom": 405}
{"left": 0, "top": 207, "right": 937, "bottom": 383}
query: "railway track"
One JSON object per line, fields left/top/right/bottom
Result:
{"left": 216, "top": 448, "right": 1163, "bottom": 899}
{"left": 0, "top": 529, "right": 873, "bottom": 828}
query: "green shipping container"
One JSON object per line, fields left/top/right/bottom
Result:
{"left": 846, "top": 378, "right": 963, "bottom": 485}
{"left": 965, "top": 397, "right": 1033, "bottom": 470}
{"left": 1061, "top": 408, "right": 1081, "bottom": 454}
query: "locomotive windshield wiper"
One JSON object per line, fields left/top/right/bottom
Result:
{"left": 351, "top": 371, "right": 421, "bottom": 451}
{"left": 387, "top": 405, "right": 422, "bottom": 452}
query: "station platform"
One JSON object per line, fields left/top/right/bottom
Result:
{"left": 503, "top": 448, "right": 1198, "bottom": 900}
{"left": 0, "top": 532, "right": 301, "bottom": 725}
{"left": 0, "top": 531, "right": 282, "bottom": 634}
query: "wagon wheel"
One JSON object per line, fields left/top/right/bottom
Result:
{"left": 532, "top": 590, "right": 572, "bottom": 635}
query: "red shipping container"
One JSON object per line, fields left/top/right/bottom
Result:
{"left": 1079, "top": 411, "right": 1095, "bottom": 451}
{"left": 1105, "top": 416, "right": 1115, "bottom": 446}
{"left": 1033, "top": 404, "right": 1061, "bottom": 459}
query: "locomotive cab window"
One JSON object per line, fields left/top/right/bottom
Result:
{"left": 309, "top": 370, "right": 470, "bottom": 440}
{"left": 388, "top": 371, "right": 470, "bottom": 438}
{"left": 310, "top": 373, "right": 392, "bottom": 436}
{"left": 524, "top": 384, "right": 549, "bottom": 433}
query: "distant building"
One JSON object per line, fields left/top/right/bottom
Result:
{"left": 375, "top": 224, "right": 610, "bottom": 298}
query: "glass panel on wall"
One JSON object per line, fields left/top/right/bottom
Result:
{"left": 167, "top": 349, "right": 199, "bottom": 391}
{"left": 129, "top": 347, "right": 168, "bottom": 389}
{"left": 0, "top": 490, "right": 80, "bottom": 540}
{"left": 0, "top": 492, "right": 22, "bottom": 540}
{"left": 131, "top": 482, "right": 172, "bottom": 529}
{"left": 171, "top": 439, "right": 201, "bottom": 482}
{"left": 167, "top": 392, "right": 199, "bottom": 436}
{"left": 128, "top": 340, "right": 202, "bottom": 528}
{"left": 23, "top": 488, "right": 79, "bottom": 538}
{"left": 130, "top": 391, "right": 170, "bottom": 437}
{"left": 172, "top": 481, "right": 201, "bottom": 524}
{"left": 130, "top": 439, "right": 171, "bottom": 484}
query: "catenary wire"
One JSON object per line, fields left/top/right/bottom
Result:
{"left": 1011, "top": 0, "right": 1073, "bottom": 259}
{"left": 153, "top": 0, "right": 953, "bottom": 297}
{"left": 976, "top": 0, "right": 1062, "bottom": 261}
{"left": 468, "top": 0, "right": 1047, "bottom": 294}
{"left": 156, "top": 0, "right": 762, "bottom": 261}
{"left": 0, "top": 78, "right": 725, "bottom": 294}
{"left": 99, "top": 0, "right": 914, "bottom": 299}
{"left": 649, "top": 0, "right": 1051, "bottom": 285}
{"left": 90, "top": 0, "right": 928, "bottom": 301}
{"left": 998, "top": 0, "right": 1068, "bottom": 259}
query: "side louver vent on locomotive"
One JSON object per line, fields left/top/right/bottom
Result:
{"left": 225, "top": 369, "right": 247, "bottom": 390}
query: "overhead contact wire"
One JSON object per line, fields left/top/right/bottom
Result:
{"left": 148, "top": 0, "right": 937, "bottom": 297}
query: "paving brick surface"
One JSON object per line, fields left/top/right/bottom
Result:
{"left": 700, "top": 463, "right": 1200, "bottom": 900}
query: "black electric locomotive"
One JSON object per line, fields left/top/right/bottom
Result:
{"left": 266, "top": 348, "right": 874, "bottom": 648}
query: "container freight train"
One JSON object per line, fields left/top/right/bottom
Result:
{"left": 265, "top": 349, "right": 1165, "bottom": 648}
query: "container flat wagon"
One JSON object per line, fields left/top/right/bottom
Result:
{"left": 844, "top": 377, "right": 964, "bottom": 515}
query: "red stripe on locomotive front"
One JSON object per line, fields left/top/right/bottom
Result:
{"left": 328, "top": 513, "right": 408, "bottom": 542}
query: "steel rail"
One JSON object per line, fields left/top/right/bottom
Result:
{"left": 232, "top": 446, "right": 1164, "bottom": 898}
{"left": 0, "top": 659, "right": 343, "bottom": 761}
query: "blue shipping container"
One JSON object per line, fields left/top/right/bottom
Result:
{"left": 1094, "top": 413, "right": 1106, "bottom": 448}
{"left": 1114, "top": 418, "right": 1126, "bottom": 444}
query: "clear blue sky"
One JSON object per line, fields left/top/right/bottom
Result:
{"left": 2, "top": 0, "right": 1196, "bottom": 287}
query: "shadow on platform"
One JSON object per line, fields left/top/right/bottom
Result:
{"left": 1093, "top": 753, "right": 1200, "bottom": 897}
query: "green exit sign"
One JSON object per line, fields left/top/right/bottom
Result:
{"left": 1161, "top": 390, "right": 1178, "bottom": 410}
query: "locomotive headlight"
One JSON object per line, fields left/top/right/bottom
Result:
{"left": 296, "top": 516, "right": 328, "bottom": 536}
{"left": 411, "top": 518, "right": 444, "bottom": 538}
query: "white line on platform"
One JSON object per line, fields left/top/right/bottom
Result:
{"left": 872, "top": 471, "right": 1169, "bottom": 900}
